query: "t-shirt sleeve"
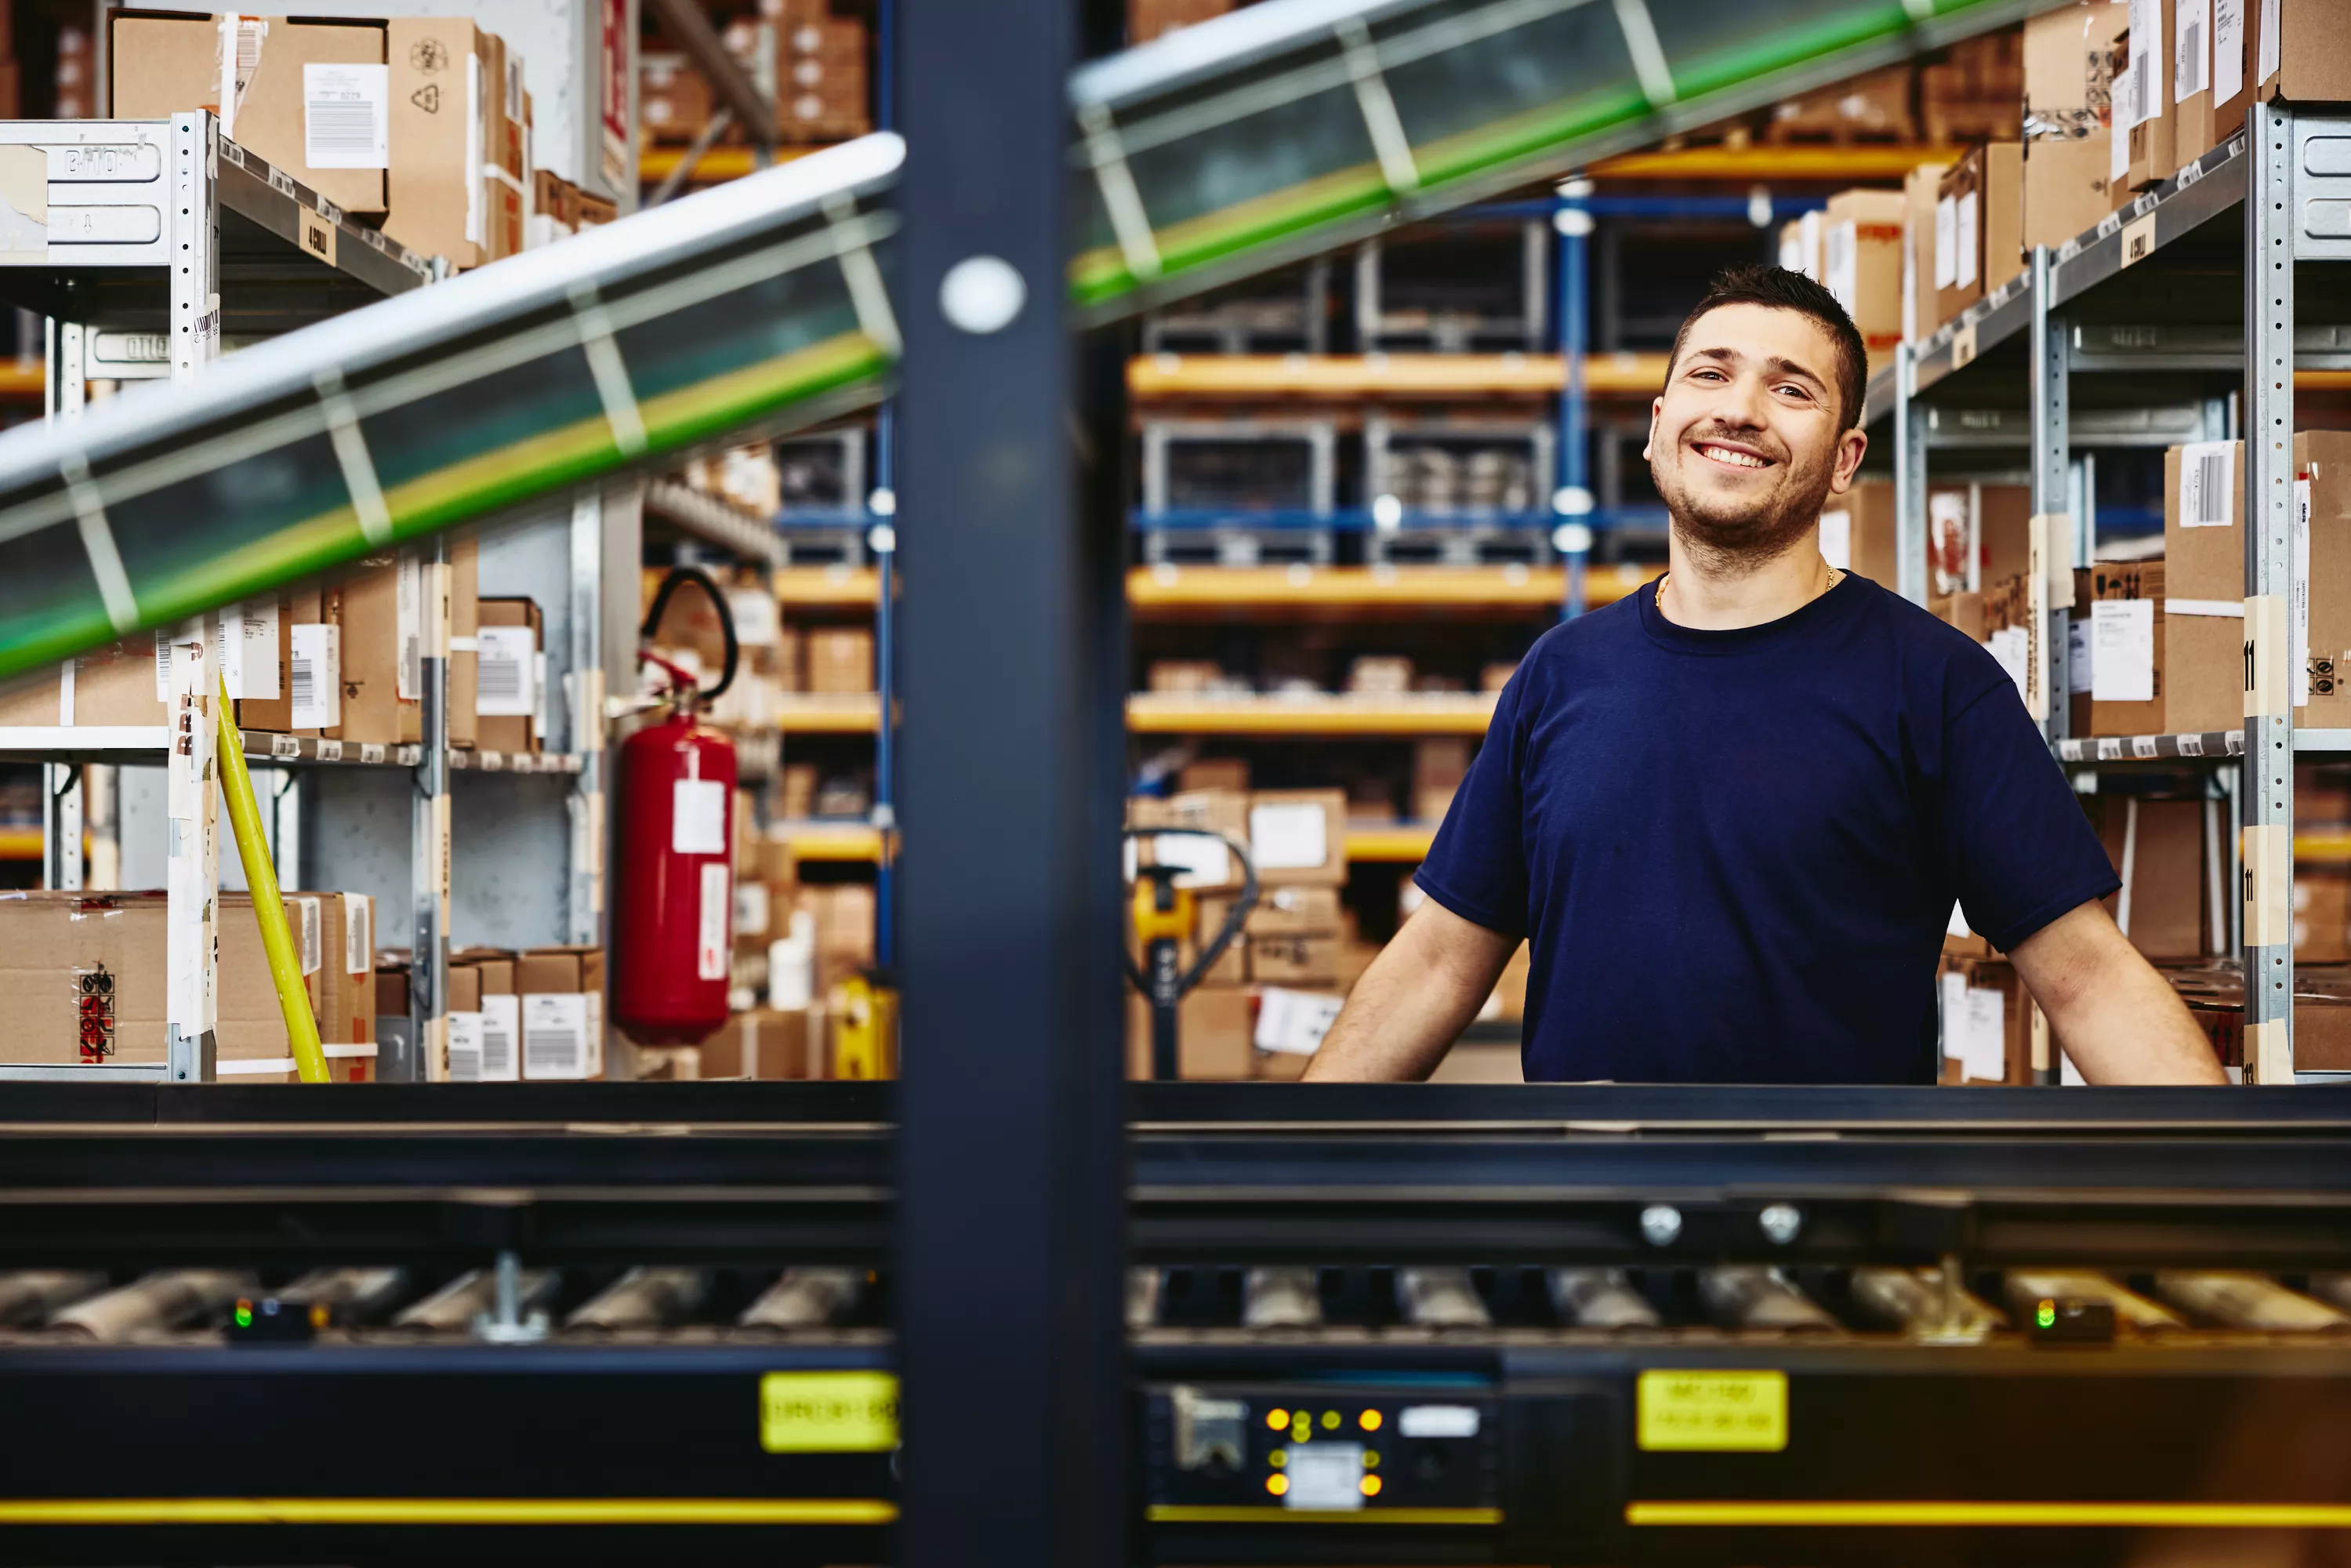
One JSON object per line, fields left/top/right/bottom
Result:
{"left": 1943, "top": 679, "right": 2121, "bottom": 953}
{"left": 1413, "top": 670, "right": 1530, "bottom": 938}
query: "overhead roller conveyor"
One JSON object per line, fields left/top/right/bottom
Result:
{"left": 0, "top": 0, "right": 2048, "bottom": 682}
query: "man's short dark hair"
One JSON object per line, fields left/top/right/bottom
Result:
{"left": 1664, "top": 264, "right": 1867, "bottom": 433}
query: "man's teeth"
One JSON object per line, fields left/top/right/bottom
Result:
{"left": 1700, "top": 444, "right": 1765, "bottom": 468}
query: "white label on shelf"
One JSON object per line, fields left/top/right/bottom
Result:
{"left": 2132, "top": 734, "right": 2161, "bottom": 758}
{"left": 2181, "top": 441, "right": 2234, "bottom": 526}
{"left": 360, "top": 742, "right": 386, "bottom": 764}
{"left": 673, "top": 777, "right": 728, "bottom": 855}
{"left": 445, "top": 1010, "right": 484, "bottom": 1083}
{"left": 315, "top": 739, "right": 341, "bottom": 762}
{"left": 1990, "top": 626, "right": 2031, "bottom": 702}
{"left": 522, "top": 993, "right": 590, "bottom": 1080}
{"left": 2179, "top": 732, "right": 2207, "bottom": 756}
{"left": 304, "top": 63, "right": 388, "bottom": 169}
{"left": 269, "top": 732, "right": 299, "bottom": 760}
{"left": 475, "top": 625, "right": 535, "bottom": 716}
{"left": 480, "top": 750, "right": 504, "bottom": 771}
{"left": 735, "top": 879, "right": 771, "bottom": 939}
{"left": 2298, "top": 478, "right": 2313, "bottom": 707}
{"left": 1950, "top": 321, "right": 1978, "bottom": 369}
{"left": 1934, "top": 195, "right": 1957, "bottom": 289}
{"left": 1955, "top": 191, "right": 1979, "bottom": 289}
{"left": 1817, "top": 510, "right": 1851, "bottom": 572}
{"left": 1825, "top": 220, "right": 1858, "bottom": 315}
{"left": 395, "top": 555, "right": 421, "bottom": 702}
{"left": 727, "top": 589, "right": 780, "bottom": 647}
{"left": 1250, "top": 802, "right": 1330, "bottom": 871}
{"left": 214, "top": 600, "right": 279, "bottom": 700}
{"left": 1957, "top": 985, "right": 2006, "bottom": 1082}
{"left": 289, "top": 622, "right": 339, "bottom": 729}
{"left": 2258, "top": 0, "right": 2280, "bottom": 83}
{"left": 1398, "top": 1405, "right": 1481, "bottom": 1439}
{"left": 2099, "top": 735, "right": 2124, "bottom": 760}
{"left": 698, "top": 861, "right": 731, "bottom": 982}
{"left": 2069, "top": 616, "right": 2095, "bottom": 693}
{"left": 1256, "top": 986, "right": 1344, "bottom": 1055}
{"left": 154, "top": 628, "right": 173, "bottom": 703}
{"left": 482, "top": 993, "right": 519, "bottom": 1082}
{"left": 342, "top": 892, "right": 369, "bottom": 976}
{"left": 2176, "top": 0, "right": 2209, "bottom": 100}
{"left": 2092, "top": 601, "right": 2156, "bottom": 702}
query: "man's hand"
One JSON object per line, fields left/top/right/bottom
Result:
{"left": 2008, "top": 900, "right": 2228, "bottom": 1084}
{"left": 1304, "top": 899, "right": 1518, "bottom": 1081}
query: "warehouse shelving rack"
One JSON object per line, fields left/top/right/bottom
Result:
{"left": 1863, "top": 104, "right": 2351, "bottom": 1082}
{"left": 0, "top": 114, "right": 607, "bottom": 1084}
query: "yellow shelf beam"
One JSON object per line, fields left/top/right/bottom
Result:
{"left": 1128, "top": 563, "right": 1655, "bottom": 612}
{"left": 0, "top": 365, "right": 41, "bottom": 401}
{"left": 636, "top": 143, "right": 833, "bottom": 183}
{"left": 775, "top": 567, "right": 884, "bottom": 606}
{"left": 1128, "top": 351, "right": 1667, "bottom": 400}
{"left": 1127, "top": 694, "right": 1497, "bottom": 735}
{"left": 1590, "top": 144, "right": 1971, "bottom": 180}
{"left": 1344, "top": 825, "right": 1438, "bottom": 862}
{"left": 769, "top": 821, "right": 1433, "bottom": 864}
{"left": 775, "top": 694, "right": 883, "bottom": 732}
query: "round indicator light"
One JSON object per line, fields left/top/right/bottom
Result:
{"left": 1359, "top": 1409, "right": 1383, "bottom": 1432}
{"left": 1360, "top": 1476, "right": 1383, "bottom": 1498}
{"left": 233, "top": 1301, "right": 253, "bottom": 1329}
{"left": 1293, "top": 1418, "right": 1312, "bottom": 1442}
{"left": 1266, "top": 1475, "right": 1289, "bottom": 1497}
{"left": 2037, "top": 1300, "right": 2058, "bottom": 1329}
{"left": 1363, "top": 1451, "right": 1379, "bottom": 1469}
{"left": 1321, "top": 1410, "right": 1341, "bottom": 1430}
{"left": 1268, "top": 1450, "right": 1286, "bottom": 1469}
{"left": 1266, "top": 1408, "right": 1289, "bottom": 1431}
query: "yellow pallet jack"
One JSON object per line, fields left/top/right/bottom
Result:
{"left": 1123, "top": 828, "right": 1256, "bottom": 1081}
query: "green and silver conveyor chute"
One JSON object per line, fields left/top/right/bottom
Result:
{"left": 0, "top": 0, "right": 2048, "bottom": 681}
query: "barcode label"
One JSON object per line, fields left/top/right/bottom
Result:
{"left": 446, "top": 1010, "right": 484, "bottom": 1083}
{"left": 2132, "top": 735, "right": 2160, "bottom": 758}
{"left": 482, "top": 994, "right": 519, "bottom": 1082}
{"left": 2177, "top": 17, "right": 2206, "bottom": 100}
{"left": 396, "top": 556, "right": 422, "bottom": 701}
{"left": 2098, "top": 737, "right": 2124, "bottom": 760}
{"left": 476, "top": 625, "right": 535, "bottom": 715}
{"left": 360, "top": 742, "right": 386, "bottom": 764}
{"left": 2179, "top": 733, "right": 2206, "bottom": 757}
{"left": 2182, "top": 441, "right": 2235, "bottom": 527}
{"left": 342, "top": 891, "right": 369, "bottom": 975}
{"left": 290, "top": 623, "right": 339, "bottom": 728}
{"left": 522, "top": 993, "right": 590, "bottom": 1080}
{"left": 303, "top": 64, "right": 389, "bottom": 169}
{"left": 2135, "top": 55, "right": 2152, "bottom": 122}
{"left": 270, "top": 733, "right": 299, "bottom": 759}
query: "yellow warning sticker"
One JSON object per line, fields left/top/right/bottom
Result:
{"left": 1635, "top": 1370, "right": 1787, "bottom": 1453}
{"left": 760, "top": 1371, "right": 900, "bottom": 1454}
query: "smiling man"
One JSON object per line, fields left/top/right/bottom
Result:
{"left": 1306, "top": 266, "right": 2223, "bottom": 1086}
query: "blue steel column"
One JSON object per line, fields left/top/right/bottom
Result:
{"left": 872, "top": 0, "right": 897, "bottom": 972}
{"left": 898, "top": 9, "right": 1127, "bottom": 1568}
{"left": 1555, "top": 176, "right": 1591, "bottom": 619}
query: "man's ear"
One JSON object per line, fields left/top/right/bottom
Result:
{"left": 1825, "top": 426, "right": 1869, "bottom": 497}
{"left": 1643, "top": 396, "right": 1663, "bottom": 462}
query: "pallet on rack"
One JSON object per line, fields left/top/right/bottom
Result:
{"left": 1363, "top": 520, "right": 1555, "bottom": 568}
{"left": 1137, "top": 517, "right": 1337, "bottom": 568}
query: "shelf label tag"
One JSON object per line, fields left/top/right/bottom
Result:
{"left": 2244, "top": 822, "right": 2291, "bottom": 949}
{"left": 760, "top": 1371, "right": 899, "bottom": 1454}
{"left": 1637, "top": 1370, "right": 1787, "bottom": 1453}
{"left": 2246, "top": 594, "right": 2288, "bottom": 717}
{"left": 2121, "top": 212, "right": 2157, "bottom": 267}
{"left": 1950, "top": 320, "right": 1978, "bottom": 369}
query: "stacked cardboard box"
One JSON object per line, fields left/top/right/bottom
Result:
{"left": 1920, "top": 29, "right": 2025, "bottom": 143}
{"left": 1763, "top": 65, "right": 1915, "bottom": 144}
{"left": 1130, "top": 0, "right": 1235, "bottom": 44}
{"left": 1820, "top": 479, "right": 1900, "bottom": 586}
{"left": 2023, "top": 1, "right": 2127, "bottom": 256}
{"left": 1817, "top": 189, "right": 1907, "bottom": 383}
{"left": 777, "top": 6, "right": 869, "bottom": 142}
{"left": 1902, "top": 160, "right": 1953, "bottom": 343}
{"left": 639, "top": 53, "right": 711, "bottom": 140}
{"left": 1934, "top": 143, "right": 2024, "bottom": 331}
{"left": 516, "top": 945, "right": 604, "bottom": 1081}
{"left": 445, "top": 946, "right": 517, "bottom": 1082}
{"left": 1413, "top": 739, "right": 1470, "bottom": 825}
{"left": 54, "top": 23, "right": 89, "bottom": 118}
{"left": 1938, "top": 954, "right": 2033, "bottom": 1083}
{"left": 2084, "top": 560, "right": 2165, "bottom": 735}
{"left": 2095, "top": 793, "right": 2215, "bottom": 960}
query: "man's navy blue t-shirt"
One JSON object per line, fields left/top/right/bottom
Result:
{"left": 1415, "top": 573, "right": 2120, "bottom": 1084}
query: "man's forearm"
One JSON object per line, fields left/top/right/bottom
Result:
{"left": 1304, "top": 902, "right": 1517, "bottom": 1081}
{"left": 2012, "top": 902, "right": 2227, "bottom": 1085}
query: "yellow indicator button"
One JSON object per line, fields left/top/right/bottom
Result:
{"left": 1321, "top": 1410, "right": 1341, "bottom": 1430}
{"left": 1268, "top": 1450, "right": 1286, "bottom": 1469}
{"left": 1363, "top": 1451, "right": 1379, "bottom": 1468}
{"left": 1359, "top": 1409, "right": 1383, "bottom": 1432}
{"left": 1266, "top": 1408, "right": 1289, "bottom": 1431}
{"left": 1635, "top": 1370, "right": 1787, "bottom": 1454}
{"left": 1266, "top": 1475, "right": 1289, "bottom": 1497}
{"left": 1361, "top": 1475, "right": 1383, "bottom": 1497}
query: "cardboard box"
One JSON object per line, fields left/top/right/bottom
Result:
{"left": 1131, "top": 789, "right": 1250, "bottom": 893}
{"left": 217, "top": 891, "right": 326, "bottom": 1081}
{"left": 2096, "top": 794, "right": 2210, "bottom": 959}
{"left": 385, "top": 17, "right": 498, "bottom": 272}
{"left": 2258, "top": 0, "right": 2351, "bottom": 103}
{"left": 2161, "top": 441, "right": 2246, "bottom": 735}
{"left": 1820, "top": 189, "right": 1907, "bottom": 384}
{"left": 700, "top": 1007, "right": 817, "bottom": 1079}
{"left": 2298, "top": 875, "right": 2351, "bottom": 964}
{"left": 1239, "top": 884, "right": 1344, "bottom": 935}
{"left": 1413, "top": 739, "right": 1471, "bottom": 826}
{"left": 1247, "top": 789, "right": 1348, "bottom": 887}
{"left": 1940, "top": 956, "right": 2033, "bottom": 1084}
{"left": 1821, "top": 479, "right": 1899, "bottom": 586}
{"left": 1249, "top": 933, "right": 1340, "bottom": 985}
{"left": 2301, "top": 433, "right": 2351, "bottom": 727}
{"left": 1126, "top": 985, "right": 1254, "bottom": 1080}
{"left": 1935, "top": 143, "right": 2024, "bottom": 328}
{"left": 2026, "top": 0, "right": 2128, "bottom": 140}
{"left": 1903, "top": 160, "right": 1953, "bottom": 343}
{"left": 2024, "top": 133, "right": 2117, "bottom": 255}
{"left": 446, "top": 946, "right": 517, "bottom": 1081}
{"left": 2124, "top": 0, "right": 2175, "bottom": 188}
{"left": 516, "top": 944, "right": 604, "bottom": 1080}
{"left": 1177, "top": 757, "right": 1250, "bottom": 793}
{"left": 2088, "top": 561, "right": 2166, "bottom": 735}
{"left": 292, "top": 890, "right": 375, "bottom": 1065}
{"left": 1931, "top": 591, "right": 1989, "bottom": 642}
{"left": 111, "top": 12, "right": 390, "bottom": 215}
{"left": 0, "top": 629, "right": 178, "bottom": 729}
{"left": 807, "top": 627, "right": 873, "bottom": 694}
{"left": 448, "top": 535, "right": 478, "bottom": 749}
{"left": 1928, "top": 483, "right": 2033, "bottom": 597}
{"left": 332, "top": 554, "right": 416, "bottom": 746}
{"left": 476, "top": 596, "right": 542, "bottom": 753}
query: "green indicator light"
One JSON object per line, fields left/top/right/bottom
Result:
{"left": 2037, "top": 1301, "right": 2057, "bottom": 1329}
{"left": 234, "top": 1304, "right": 253, "bottom": 1328}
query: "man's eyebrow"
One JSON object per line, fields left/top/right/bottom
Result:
{"left": 1759, "top": 354, "right": 1828, "bottom": 388}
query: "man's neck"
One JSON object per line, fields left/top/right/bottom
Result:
{"left": 1656, "top": 525, "right": 1834, "bottom": 630}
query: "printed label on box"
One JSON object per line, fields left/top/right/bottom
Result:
{"left": 342, "top": 892, "right": 370, "bottom": 975}
{"left": 2069, "top": 616, "right": 2094, "bottom": 693}
{"left": 482, "top": 993, "right": 519, "bottom": 1082}
{"left": 291, "top": 622, "right": 340, "bottom": 728}
{"left": 2181, "top": 441, "right": 2234, "bottom": 527}
{"left": 522, "top": 992, "right": 590, "bottom": 1080}
{"left": 1934, "top": 195, "right": 1957, "bottom": 289}
{"left": 1256, "top": 986, "right": 1344, "bottom": 1055}
{"left": 1956, "top": 191, "right": 1979, "bottom": 289}
{"left": 1250, "top": 802, "right": 1330, "bottom": 871}
{"left": 396, "top": 555, "right": 422, "bottom": 701}
{"left": 2215, "top": 0, "right": 2244, "bottom": 103}
{"left": 2092, "top": 600, "right": 2155, "bottom": 702}
{"left": 446, "top": 1010, "right": 484, "bottom": 1083}
{"left": 305, "top": 64, "right": 390, "bottom": 169}
{"left": 1960, "top": 985, "right": 2007, "bottom": 1081}
{"left": 476, "top": 624, "right": 536, "bottom": 716}
{"left": 2175, "top": 0, "right": 2209, "bottom": 100}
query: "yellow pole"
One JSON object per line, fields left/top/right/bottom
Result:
{"left": 215, "top": 675, "right": 330, "bottom": 1084}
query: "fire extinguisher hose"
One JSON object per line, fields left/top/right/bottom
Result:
{"left": 216, "top": 674, "right": 331, "bottom": 1085}
{"left": 638, "top": 565, "right": 739, "bottom": 700}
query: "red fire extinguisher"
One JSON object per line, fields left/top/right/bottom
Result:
{"left": 614, "top": 565, "right": 740, "bottom": 1046}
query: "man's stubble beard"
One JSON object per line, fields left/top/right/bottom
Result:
{"left": 1653, "top": 432, "right": 1838, "bottom": 575}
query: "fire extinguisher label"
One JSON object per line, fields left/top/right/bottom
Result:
{"left": 698, "top": 861, "right": 731, "bottom": 982}
{"left": 673, "top": 777, "right": 728, "bottom": 855}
